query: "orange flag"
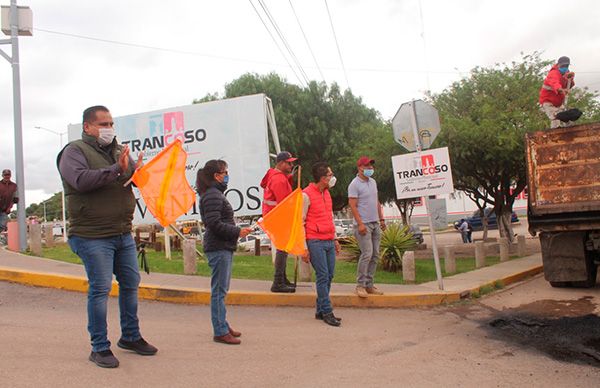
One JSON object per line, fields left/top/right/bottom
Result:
{"left": 131, "top": 139, "right": 196, "bottom": 227}
{"left": 257, "top": 187, "right": 306, "bottom": 256}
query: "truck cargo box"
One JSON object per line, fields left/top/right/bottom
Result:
{"left": 526, "top": 123, "right": 600, "bottom": 216}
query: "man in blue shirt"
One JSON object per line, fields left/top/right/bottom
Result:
{"left": 347, "top": 157, "right": 386, "bottom": 298}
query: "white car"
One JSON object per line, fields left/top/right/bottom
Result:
{"left": 238, "top": 233, "right": 271, "bottom": 251}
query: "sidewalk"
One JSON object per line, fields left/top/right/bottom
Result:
{"left": 0, "top": 247, "right": 542, "bottom": 308}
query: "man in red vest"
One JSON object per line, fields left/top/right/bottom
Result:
{"left": 539, "top": 56, "right": 575, "bottom": 128}
{"left": 260, "top": 151, "right": 297, "bottom": 293}
{"left": 301, "top": 162, "right": 341, "bottom": 327}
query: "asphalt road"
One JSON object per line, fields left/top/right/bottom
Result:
{"left": 1, "top": 276, "right": 599, "bottom": 388}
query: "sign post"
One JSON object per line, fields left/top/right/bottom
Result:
{"left": 392, "top": 100, "right": 452, "bottom": 290}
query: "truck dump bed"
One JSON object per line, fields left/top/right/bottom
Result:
{"left": 526, "top": 122, "right": 600, "bottom": 216}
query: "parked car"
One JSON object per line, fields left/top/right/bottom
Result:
{"left": 454, "top": 208, "right": 519, "bottom": 231}
{"left": 238, "top": 233, "right": 271, "bottom": 251}
{"left": 334, "top": 219, "right": 354, "bottom": 237}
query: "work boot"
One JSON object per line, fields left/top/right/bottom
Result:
{"left": 270, "top": 282, "right": 296, "bottom": 293}
{"left": 366, "top": 286, "right": 384, "bottom": 295}
{"left": 89, "top": 349, "right": 119, "bottom": 368}
{"left": 355, "top": 286, "right": 369, "bottom": 298}
{"left": 117, "top": 337, "right": 158, "bottom": 356}
{"left": 315, "top": 311, "right": 342, "bottom": 322}
{"left": 229, "top": 327, "right": 242, "bottom": 338}
{"left": 283, "top": 276, "right": 296, "bottom": 288}
{"left": 213, "top": 333, "right": 241, "bottom": 345}
{"left": 322, "top": 312, "right": 341, "bottom": 327}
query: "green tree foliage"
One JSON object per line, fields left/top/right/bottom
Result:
{"left": 25, "top": 192, "right": 65, "bottom": 221}
{"left": 430, "top": 52, "right": 600, "bottom": 240}
{"left": 194, "top": 73, "right": 382, "bottom": 210}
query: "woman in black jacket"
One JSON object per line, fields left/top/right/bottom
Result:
{"left": 197, "top": 160, "right": 252, "bottom": 345}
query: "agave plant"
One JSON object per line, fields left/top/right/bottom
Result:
{"left": 379, "top": 223, "right": 417, "bottom": 273}
{"left": 337, "top": 224, "right": 417, "bottom": 272}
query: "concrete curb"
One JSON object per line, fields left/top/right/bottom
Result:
{"left": 461, "top": 264, "right": 544, "bottom": 297}
{"left": 0, "top": 263, "right": 543, "bottom": 308}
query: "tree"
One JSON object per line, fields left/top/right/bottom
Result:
{"left": 26, "top": 192, "right": 65, "bottom": 221}
{"left": 194, "top": 73, "right": 383, "bottom": 210}
{"left": 431, "top": 53, "right": 600, "bottom": 241}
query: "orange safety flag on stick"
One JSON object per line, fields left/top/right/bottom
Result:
{"left": 131, "top": 139, "right": 196, "bottom": 227}
{"left": 257, "top": 167, "right": 306, "bottom": 256}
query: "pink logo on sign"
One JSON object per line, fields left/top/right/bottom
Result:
{"left": 421, "top": 154, "right": 434, "bottom": 167}
{"left": 163, "top": 111, "right": 185, "bottom": 145}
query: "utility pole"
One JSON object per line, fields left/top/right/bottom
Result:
{"left": 1, "top": 1, "right": 33, "bottom": 251}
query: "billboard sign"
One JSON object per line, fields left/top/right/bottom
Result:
{"left": 67, "top": 94, "right": 271, "bottom": 224}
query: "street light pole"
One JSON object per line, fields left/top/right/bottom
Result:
{"left": 34, "top": 126, "right": 68, "bottom": 242}
{"left": 0, "top": 0, "right": 30, "bottom": 251}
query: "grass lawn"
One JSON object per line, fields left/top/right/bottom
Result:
{"left": 37, "top": 243, "right": 514, "bottom": 285}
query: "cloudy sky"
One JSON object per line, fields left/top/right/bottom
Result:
{"left": 1, "top": 0, "right": 599, "bottom": 206}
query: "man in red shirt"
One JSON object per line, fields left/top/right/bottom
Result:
{"left": 260, "top": 151, "right": 297, "bottom": 293}
{"left": 539, "top": 56, "right": 575, "bottom": 128}
{"left": 0, "top": 169, "right": 18, "bottom": 234}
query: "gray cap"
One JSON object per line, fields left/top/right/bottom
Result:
{"left": 557, "top": 56, "right": 570, "bottom": 66}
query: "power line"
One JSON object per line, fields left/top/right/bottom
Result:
{"left": 256, "top": 0, "right": 310, "bottom": 85}
{"left": 324, "top": 0, "right": 350, "bottom": 89}
{"left": 246, "top": 0, "right": 306, "bottom": 86}
{"left": 288, "top": 0, "right": 326, "bottom": 84}
{"left": 35, "top": 27, "right": 285, "bottom": 67}
{"left": 33, "top": 28, "right": 600, "bottom": 76}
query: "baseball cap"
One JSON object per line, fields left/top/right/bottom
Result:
{"left": 276, "top": 151, "right": 297, "bottom": 163}
{"left": 557, "top": 56, "right": 570, "bottom": 66}
{"left": 356, "top": 156, "right": 375, "bottom": 167}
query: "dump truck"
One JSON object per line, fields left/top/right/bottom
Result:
{"left": 526, "top": 122, "right": 600, "bottom": 287}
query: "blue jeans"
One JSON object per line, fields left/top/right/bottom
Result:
{"left": 68, "top": 233, "right": 141, "bottom": 352}
{"left": 0, "top": 212, "right": 8, "bottom": 232}
{"left": 206, "top": 250, "right": 233, "bottom": 337}
{"left": 307, "top": 239, "right": 336, "bottom": 315}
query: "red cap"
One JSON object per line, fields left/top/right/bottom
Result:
{"left": 356, "top": 156, "right": 375, "bottom": 167}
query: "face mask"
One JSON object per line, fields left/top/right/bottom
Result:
{"left": 222, "top": 175, "right": 229, "bottom": 184}
{"left": 558, "top": 67, "right": 569, "bottom": 74}
{"left": 363, "top": 168, "right": 374, "bottom": 177}
{"left": 97, "top": 127, "right": 115, "bottom": 146}
{"left": 328, "top": 176, "right": 337, "bottom": 188}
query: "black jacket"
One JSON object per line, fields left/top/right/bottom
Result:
{"left": 200, "top": 182, "right": 240, "bottom": 252}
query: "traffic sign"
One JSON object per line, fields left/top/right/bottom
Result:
{"left": 392, "top": 100, "right": 441, "bottom": 152}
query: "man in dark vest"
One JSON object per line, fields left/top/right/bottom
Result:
{"left": 0, "top": 169, "right": 18, "bottom": 234}
{"left": 57, "top": 105, "right": 157, "bottom": 368}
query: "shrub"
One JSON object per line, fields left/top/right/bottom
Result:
{"left": 379, "top": 223, "right": 417, "bottom": 273}
{"left": 338, "top": 224, "right": 417, "bottom": 272}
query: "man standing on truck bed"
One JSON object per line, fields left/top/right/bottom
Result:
{"left": 539, "top": 56, "right": 575, "bottom": 128}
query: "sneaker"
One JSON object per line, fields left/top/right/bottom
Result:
{"left": 355, "top": 286, "right": 369, "bottom": 298}
{"left": 89, "top": 349, "right": 119, "bottom": 368}
{"left": 117, "top": 337, "right": 158, "bottom": 356}
{"left": 315, "top": 312, "right": 342, "bottom": 322}
{"left": 366, "top": 286, "right": 384, "bottom": 295}
{"left": 213, "top": 333, "right": 241, "bottom": 345}
{"left": 322, "top": 312, "right": 341, "bottom": 327}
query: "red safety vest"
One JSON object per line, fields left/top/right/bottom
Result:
{"left": 303, "top": 183, "right": 335, "bottom": 240}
